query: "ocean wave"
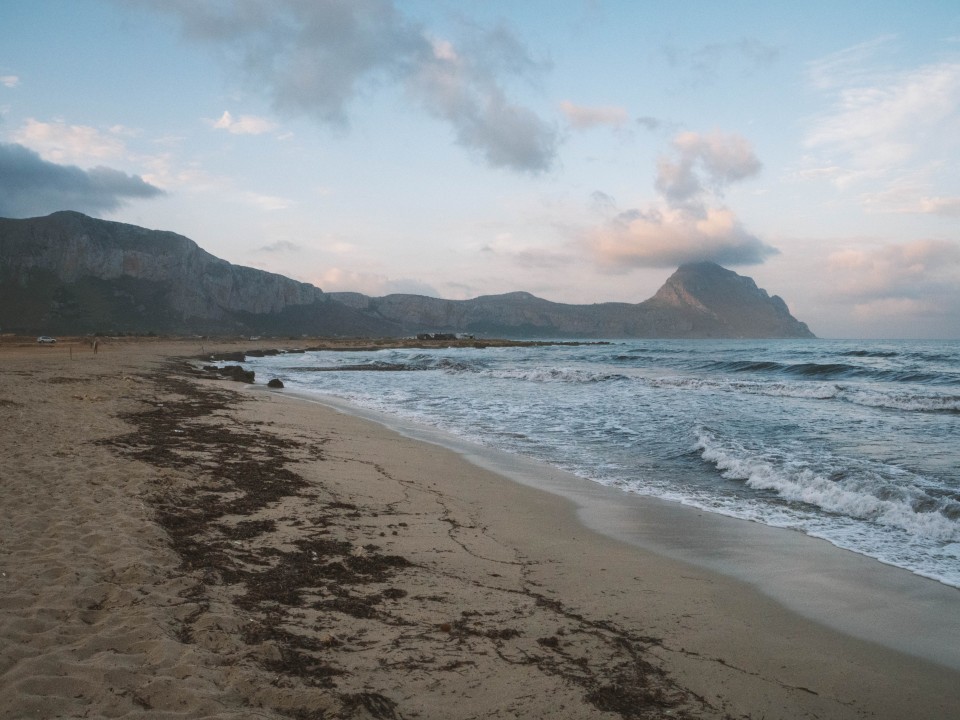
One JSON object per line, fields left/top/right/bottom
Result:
{"left": 648, "top": 376, "right": 960, "bottom": 413}
{"left": 701, "top": 359, "right": 860, "bottom": 378}
{"left": 286, "top": 361, "right": 417, "bottom": 372}
{"left": 481, "top": 367, "right": 630, "bottom": 384}
{"left": 695, "top": 429, "right": 960, "bottom": 542}
{"left": 283, "top": 355, "right": 481, "bottom": 374}
{"left": 708, "top": 360, "right": 787, "bottom": 373}
{"left": 839, "top": 349, "right": 899, "bottom": 358}
{"left": 842, "top": 388, "right": 960, "bottom": 413}
{"left": 647, "top": 376, "right": 839, "bottom": 400}
{"left": 698, "top": 358, "right": 957, "bottom": 385}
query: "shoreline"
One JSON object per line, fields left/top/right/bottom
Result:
{"left": 3, "top": 338, "right": 959, "bottom": 719}
{"left": 277, "top": 389, "right": 960, "bottom": 672}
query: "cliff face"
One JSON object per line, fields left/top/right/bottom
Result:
{"left": 0, "top": 212, "right": 393, "bottom": 335}
{"left": 0, "top": 211, "right": 322, "bottom": 317}
{"left": 0, "top": 212, "right": 814, "bottom": 338}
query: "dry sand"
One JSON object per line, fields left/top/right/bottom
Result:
{"left": 2, "top": 337, "right": 959, "bottom": 719}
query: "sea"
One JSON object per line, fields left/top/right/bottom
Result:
{"left": 241, "top": 339, "right": 960, "bottom": 589}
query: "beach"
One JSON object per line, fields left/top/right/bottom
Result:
{"left": 2, "top": 337, "right": 959, "bottom": 719}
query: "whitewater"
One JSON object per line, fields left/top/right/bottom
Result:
{"left": 242, "top": 339, "right": 960, "bottom": 588}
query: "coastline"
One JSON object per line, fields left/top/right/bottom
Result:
{"left": 287, "top": 390, "right": 960, "bottom": 671}
{"left": 2, "top": 337, "right": 959, "bottom": 719}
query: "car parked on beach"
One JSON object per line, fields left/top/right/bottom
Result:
{"left": 36, "top": 336, "right": 57, "bottom": 344}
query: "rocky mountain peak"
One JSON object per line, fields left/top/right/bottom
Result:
{"left": 648, "top": 261, "right": 812, "bottom": 338}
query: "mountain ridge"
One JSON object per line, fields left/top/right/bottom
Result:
{"left": 0, "top": 212, "right": 814, "bottom": 338}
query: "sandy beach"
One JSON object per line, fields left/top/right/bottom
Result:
{"left": 2, "top": 337, "right": 959, "bottom": 719}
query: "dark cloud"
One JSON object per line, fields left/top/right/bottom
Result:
{"left": 589, "top": 190, "right": 617, "bottom": 213}
{"left": 635, "top": 116, "right": 661, "bottom": 131}
{"left": 0, "top": 142, "right": 164, "bottom": 218}
{"left": 662, "top": 37, "right": 780, "bottom": 86}
{"left": 139, "top": 0, "right": 557, "bottom": 173}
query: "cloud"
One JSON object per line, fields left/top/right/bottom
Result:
{"left": 12, "top": 118, "right": 127, "bottom": 165}
{"left": 636, "top": 116, "right": 661, "bottom": 131}
{"left": 661, "top": 37, "right": 779, "bottom": 86}
{"left": 805, "top": 35, "right": 896, "bottom": 91}
{"left": 0, "top": 75, "right": 19, "bottom": 89}
{"left": 404, "top": 33, "right": 556, "bottom": 173}
{"left": 480, "top": 232, "right": 575, "bottom": 269}
{"left": 559, "top": 100, "right": 628, "bottom": 130}
{"left": 315, "top": 267, "right": 440, "bottom": 296}
{"left": 210, "top": 110, "right": 277, "bottom": 135}
{"left": 827, "top": 239, "right": 960, "bottom": 300}
{"left": 803, "top": 40, "right": 960, "bottom": 205}
{"left": 140, "top": 0, "right": 557, "bottom": 173}
{"left": 242, "top": 191, "right": 294, "bottom": 210}
{"left": 655, "top": 131, "right": 762, "bottom": 211}
{"left": 850, "top": 297, "right": 942, "bottom": 324}
{"left": 805, "top": 62, "right": 960, "bottom": 167}
{"left": 589, "top": 190, "right": 617, "bottom": 213}
{"left": 258, "top": 240, "right": 302, "bottom": 253}
{"left": 917, "top": 196, "right": 960, "bottom": 216}
{"left": 823, "top": 238, "right": 960, "bottom": 335}
{"left": 0, "top": 142, "right": 164, "bottom": 217}
{"left": 580, "top": 130, "right": 772, "bottom": 270}
{"left": 856, "top": 176, "right": 960, "bottom": 217}
{"left": 587, "top": 205, "right": 777, "bottom": 270}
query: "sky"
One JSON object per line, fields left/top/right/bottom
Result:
{"left": 1, "top": 1, "right": 959, "bottom": 338}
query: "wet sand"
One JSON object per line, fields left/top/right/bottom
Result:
{"left": 2, "top": 337, "right": 958, "bottom": 719}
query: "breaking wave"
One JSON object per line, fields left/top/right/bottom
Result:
{"left": 695, "top": 428, "right": 960, "bottom": 543}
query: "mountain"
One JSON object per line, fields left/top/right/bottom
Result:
{"left": 0, "top": 211, "right": 394, "bottom": 336}
{"left": 0, "top": 212, "right": 814, "bottom": 338}
{"left": 331, "top": 262, "right": 814, "bottom": 338}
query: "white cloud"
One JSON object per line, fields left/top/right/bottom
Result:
{"left": 826, "top": 239, "right": 960, "bottom": 299}
{"left": 314, "top": 267, "right": 439, "bottom": 297}
{"left": 13, "top": 118, "right": 126, "bottom": 165}
{"left": 139, "top": 153, "right": 224, "bottom": 192}
{"left": 559, "top": 100, "right": 629, "bottom": 130}
{"left": 258, "top": 240, "right": 302, "bottom": 253}
{"left": 806, "top": 62, "right": 960, "bottom": 164}
{"left": 210, "top": 110, "right": 277, "bottom": 135}
{"left": 805, "top": 35, "right": 897, "bottom": 91}
{"left": 803, "top": 40, "right": 960, "bottom": 206}
{"left": 858, "top": 179, "right": 960, "bottom": 217}
{"left": 587, "top": 205, "right": 777, "bottom": 270}
{"left": 243, "top": 191, "right": 294, "bottom": 211}
{"left": 108, "top": 124, "right": 141, "bottom": 138}
{"left": 0, "top": 75, "right": 19, "bottom": 89}
{"left": 917, "top": 196, "right": 960, "bottom": 216}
